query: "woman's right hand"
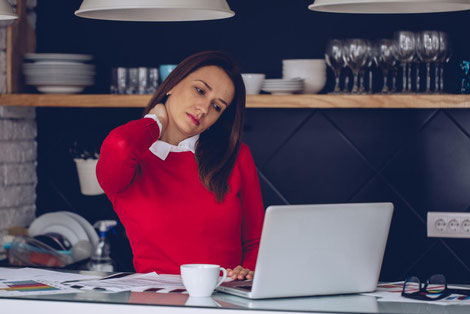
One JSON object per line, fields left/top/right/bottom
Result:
{"left": 149, "top": 103, "right": 168, "bottom": 137}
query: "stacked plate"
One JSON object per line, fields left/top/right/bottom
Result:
{"left": 261, "top": 78, "right": 304, "bottom": 95}
{"left": 23, "top": 53, "right": 95, "bottom": 94}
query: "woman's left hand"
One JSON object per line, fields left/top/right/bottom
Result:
{"left": 227, "top": 266, "right": 254, "bottom": 280}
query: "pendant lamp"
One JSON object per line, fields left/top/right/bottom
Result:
{"left": 75, "top": 0, "right": 235, "bottom": 21}
{"left": 0, "top": 0, "right": 17, "bottom": 20}
{"left": 309, "top": 0, "right": 470, "bottom": 14}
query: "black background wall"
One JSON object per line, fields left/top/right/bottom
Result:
{"left": 34, "top": 1, "right": 470, "bottom": 282}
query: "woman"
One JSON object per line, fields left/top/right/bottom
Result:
{"left": 97, "top": 51, "right": 265, "bottom": 280}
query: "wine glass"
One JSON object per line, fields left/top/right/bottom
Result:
{"left": 412, "top": 53, "right": 421, "bottom": 92}
{"left": 377, "top": 39, "right": 397, "bottom": 94}
{"left": 395, "top": 31, "right": 416, "bottom": 93}
{"left": 325, "top": 39, "right": 345, "bottom": 94}
{"left": 436, "top": 32, "right": 450, "bottom": 93}
{"left": 416, "top": 31, "right": 440, "bottom": 93}
{"left": 362, "top": 40, "right": 376, "bottom": 94}
{"left": 343, "top": 39, "right": 368, "bottom": 94}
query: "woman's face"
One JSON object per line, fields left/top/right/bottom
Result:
{"left": 165, "top": 65, "right": 235, "bottom": 141}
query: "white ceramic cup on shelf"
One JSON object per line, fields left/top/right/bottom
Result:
{"left": 241, "top": 73, "right": 265, "bottom": 95}
{"left": 180, "top": 264, "right": 227, "bottom": 297}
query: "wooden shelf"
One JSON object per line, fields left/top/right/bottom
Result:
{"left": 1, "top": 94, "right": 470, "bottom": 108}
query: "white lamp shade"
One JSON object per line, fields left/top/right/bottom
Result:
{"left": 0, "top": 0, "right": 17, "bottom": 20}
{"left": 75, "top": 0, "right": 235, "bottom": 21}
{"left": 309, "top": 0, "right": 470, "bottom": 14}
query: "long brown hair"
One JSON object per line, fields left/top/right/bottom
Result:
{"left": 143, "top": 51, "right": 246, "bottom": 202}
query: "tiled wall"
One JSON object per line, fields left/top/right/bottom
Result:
{"left": 35, "top": 107, "right": 470, "bottom": 283}
{"left": 0, "top": 106, "right": 37, "bottom": 230}
{"left": 244, "top": 108, "right": 470, "bottom": 283}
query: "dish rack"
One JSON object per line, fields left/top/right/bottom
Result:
{"left": 5, "top": 235, "right": 73, "bottom": 268}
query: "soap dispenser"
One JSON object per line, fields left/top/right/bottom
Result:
{"left": 88, "top": 220, "right": 117, "bottom": 272}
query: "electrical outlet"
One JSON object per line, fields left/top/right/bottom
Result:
{"left": 427, "top": 212, "right": 470, "bottom": 238}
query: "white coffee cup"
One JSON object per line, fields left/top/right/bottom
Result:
{"left": 241, "top": 73, "right": 265, "bottom": 95}
{"left": 180, "top": 264, "right": 227, "bottom": 297}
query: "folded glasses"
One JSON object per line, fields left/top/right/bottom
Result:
{"left": 402, "top": 274, "right": 470, "bottom": 301}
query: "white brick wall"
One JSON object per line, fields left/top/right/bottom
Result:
{"left": 0, "top": 205, "right": 35, "bottom": 230}
{"left": 0, "top": 1, "right": 38, "bottom": 231}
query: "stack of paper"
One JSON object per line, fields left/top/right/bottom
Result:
{"left": 0, "top": 267, "right": 101, "bottom": 296}
{"left": 66, "top": 272, "right": 187, "bottom": 293}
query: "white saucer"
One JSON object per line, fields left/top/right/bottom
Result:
{"left": 24, "top": 53, "right": 93, "bottom": 62}
{"left": 29, "top": 212, "right": 89, "bottom": 246}
{"left": 36, "top": 86, "right": 87, "bottom": 94}
{"left": 26, "top": 78, "right": 94, "bottom": 84}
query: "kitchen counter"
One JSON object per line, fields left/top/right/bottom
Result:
{"left": 1, "top": 269, "right": 470, "bottom": 314}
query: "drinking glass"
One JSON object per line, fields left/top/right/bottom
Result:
{"left": 147, "top": 68, "right": 159, "bottom": 94}
{"left": 325, "top": 39, "right": 345, "bottom": 94}
{"left": 436, "top": 32, "right": 450, "bottom": 93}
{"left": 368, "top": 41, "right": 379, "bottom": 93}
{"left": 377, "top": 39, "right": 397, "bottom": 94}
{"left": 126, "top": 68, "right": 138, "bottom": 94}
{"left": 137, "top": 67, "right": 148, "bottom": 95}
{"left": 116, "top": 67, "right": 127, "bottom": 94}
{"left": 110, "top": 68, "right": 118, "bottom": 94}
{"left": 343, "top": 39, "right": 368, "bottom": 94}
{"left": 359, "top": 40, "right": 374, "bottom": 94}
{"left": 412, "top": 53, "right": 421, "bottom": 92}
{"left": 395, "top": 31, "right": 416, "bottom": 93}
{"left": 416, "top": 31, "right": 440, "bottom": 93}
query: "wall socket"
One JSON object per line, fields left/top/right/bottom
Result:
{"left": 427, "top": 212, "right": 470, "bottom": 238}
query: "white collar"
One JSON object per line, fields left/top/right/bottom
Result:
{"left": 149, "top": 134, "right": 199, "bottom": 160}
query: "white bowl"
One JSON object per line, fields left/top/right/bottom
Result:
{"left": 241, "top": 73, "right": 265, "bottom": 95}
{"left": 283, "top": 59, "right": 326, "bottom": 64}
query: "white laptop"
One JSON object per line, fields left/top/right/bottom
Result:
{"left": 217, "top": 202, "right": 394, "bottom": 299}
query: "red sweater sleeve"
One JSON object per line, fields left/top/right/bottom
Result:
{"left": 238, "top": 145, "right": 265, "bottom": 270}
{"left": 96, "top": 118, "right": 160, "bottom": 200}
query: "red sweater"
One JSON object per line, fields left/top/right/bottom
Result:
{"left": 97, "top": 118, "right": 265, "bottom": 274}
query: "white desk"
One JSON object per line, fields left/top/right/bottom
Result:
{"left": 1, "top": 270, "right": 469, "bottom": 314}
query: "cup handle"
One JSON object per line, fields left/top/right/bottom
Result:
{"left": 215, "top": 267, "right": 227, "bottom": 288}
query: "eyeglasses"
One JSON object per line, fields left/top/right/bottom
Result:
{"left": 402, "top": 274, "right": 470, "bottom": 301}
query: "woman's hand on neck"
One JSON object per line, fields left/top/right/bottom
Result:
{"left": 149, "top": 104, "right": 168, "bottom": 139}
{"left": 148, "top": 104, "right": 186, "bottom": 145}
{"left": 160, "top": 125, "right": 188, "bottom": 146}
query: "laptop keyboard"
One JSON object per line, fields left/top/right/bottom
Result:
{"left": 221, "top": 280, "right": 253, "bottom": 291}
{"left": 235, "top": 285, "right": 252, "bottom": 291}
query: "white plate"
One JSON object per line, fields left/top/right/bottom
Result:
{"left": 23, "top": 63, "right": 95, "bottom": 70}
{"left": 24, "top": 71, "right": 95, "bottom": 75}
{"left": 27, "top": 83, "right": 93, "bottom": 88}
{"left": 266, "top": 91, "right": 294, "bottom": 95}
{"left": 262, "top": 86, "right": 303, "bottom": 89}
{"left": 24, "top": 53, "right": 93, "bottom": 62}
{"left": 25, "top": 77, "right": 95, "bottom": 83}
{"left": 262, "top": 88, "right": 303, "bottom": 94}
{"left": 23, "top": 68, "right": 96, "bottom": 74}
{"left": 26, "top": 78, "right": 94, "bottom": 85}
{"left": 25, "top": 77, "right": 95, "bottom": 82}
{"left": 264, "top": 78, "right": 304, "bottom": 83}
{"left": 60, "top": 212, "right": 99, "bottom": 251}
{"left": 29, "top": 212, "right": 89, "bottom": 246}
{"left": 24, "top": 72, "right": 95, "bottom": 78}
{"left": 36, "top": 86, "right": 87, "bottom": 94}
{"left": 262, "top": 83, "right": 304, "bottom": 87}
